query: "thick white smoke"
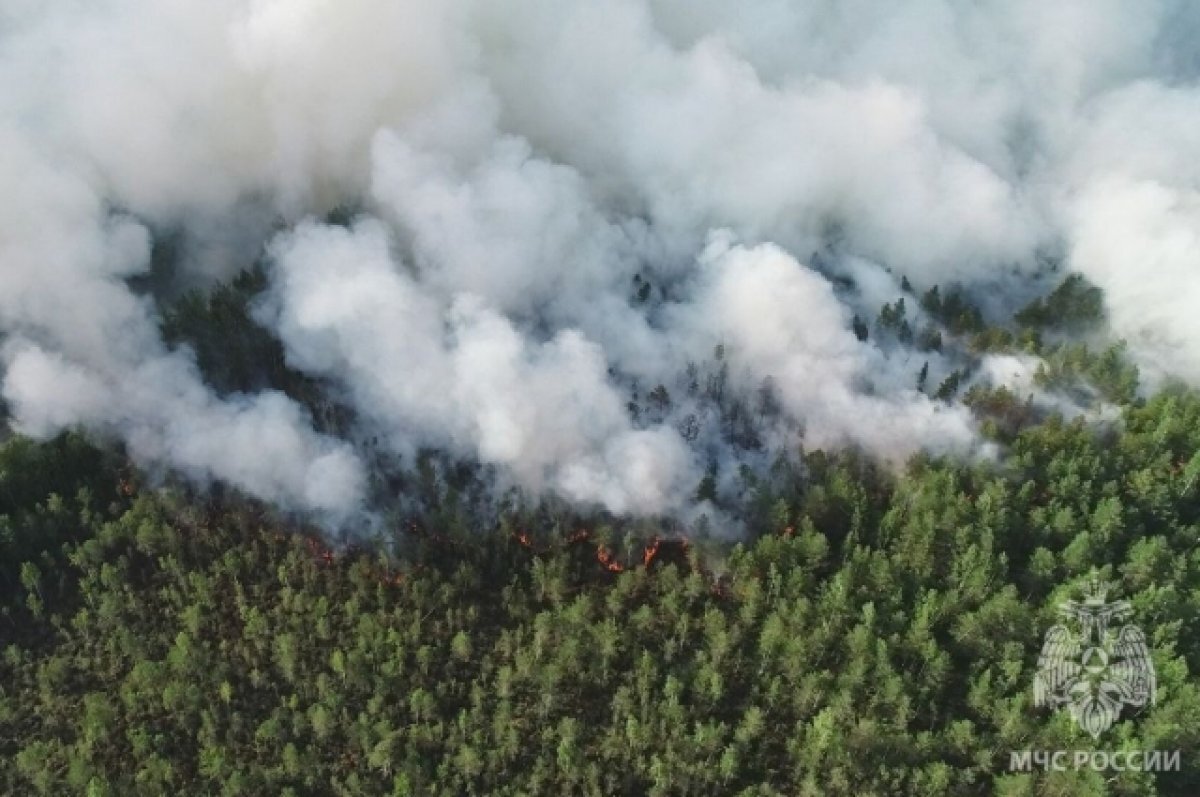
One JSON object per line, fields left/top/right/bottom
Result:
{"left": 2, "top": 0, "right": 1199, "bottom": 519}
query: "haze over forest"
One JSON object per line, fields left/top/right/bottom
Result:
{"left": 3, "top": 2, "right": 1200, "bottom": 795}
{"left": 3, "top": 0, "right": 1200, "bottom": 524}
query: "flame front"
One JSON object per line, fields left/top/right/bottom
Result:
{"left": 595, "top": 544, "right": 624, "bottom": 573}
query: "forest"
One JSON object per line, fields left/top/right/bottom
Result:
{"left": 1, "top": 275, "right": 1199, "bottom": 796}
{"left": 8, "top": 4, "right": 1200, "bottom": 794}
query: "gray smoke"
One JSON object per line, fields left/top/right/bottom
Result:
{"left": 2, "top": 0, "right": 1199, "bottom": 520}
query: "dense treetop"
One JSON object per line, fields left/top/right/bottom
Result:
{"left": 1, "top": 385, "right": 1198, "bottom": 795}
{"left": 1, "top": 275, "right": 1198, "bottom": 795}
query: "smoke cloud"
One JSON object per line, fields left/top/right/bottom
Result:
{"left": 2, "top": 0, "right": 1199, "bottom": 520}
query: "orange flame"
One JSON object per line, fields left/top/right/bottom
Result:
{"left": 642, "top": 537, "right": 662, "bottom": 567}
{"left": 595, "top": 544, "right": 624, "bottom": 573}
{"left": 304, "top": 537, "right": 335, "bottom": 567}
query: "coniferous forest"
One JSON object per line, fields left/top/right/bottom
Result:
{"left": 11, "top": 4, "right": 1200, "bottom": 794}
{"left": 2, "top": 276, "right": 1199, "bottom": 796}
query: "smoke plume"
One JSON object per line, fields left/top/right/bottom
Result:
{"left": 3, "top": 0, "right": 1199, "bottom": 520}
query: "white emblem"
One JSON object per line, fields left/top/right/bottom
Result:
{"left": 1034, "top": 576, "right": 1156, "bottom": 738}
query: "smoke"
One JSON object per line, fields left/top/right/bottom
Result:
{"left": 1064, "top": 83, "right": 1200, "bottom": 387}
{"left": 675, "top": 235, "right": 978, "bottom": 460}
{"left": 2, "top": 0, "right": 1199, "bottom": 521}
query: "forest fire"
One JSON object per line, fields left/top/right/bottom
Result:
{"left": 305, "top": 536, "right": 335, "bottom": 566}
{"left": 595, "top": 544, "right": 625, "bottom": 573}
{"left": 643, "top": 537, "right": 661, "bottom": 567}
{"left": 641, "top": 535, "right": 693, "bottom": 571}
{"left": 12, "top": 0, "right": 1200, "bottom": 786}
{"left": 297, "top": 520, "right": 708, "bottom": 591}
{"left": 295, "top": 533, "right": 414, "bottom": 588}
{"left": 116, "top": 466, "right": 138, "bottom": 497}
{"left": 511, "top": 525, "right": 700, "bottom": 576}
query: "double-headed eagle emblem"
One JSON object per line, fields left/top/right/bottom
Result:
{"left": 1034, "top": 576, "right": 1156, "bottom": 738}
